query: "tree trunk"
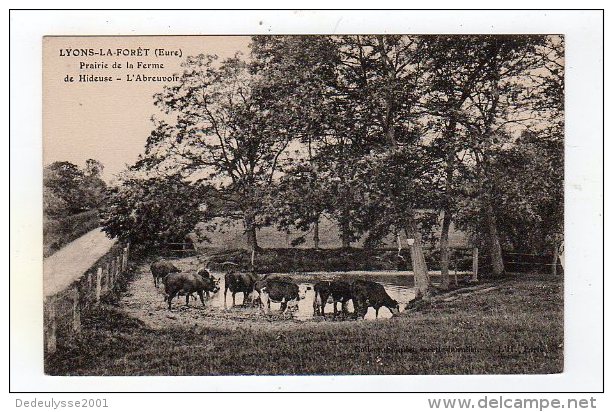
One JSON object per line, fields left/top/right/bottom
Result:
{"left": 551, "top": 240, "right": 559, "bottom": 276}
{"left": 340, "top": 217, "right": 351, "bottom": 249}
{"left": 244, "top": 212, "right": 259, "bottom": 267}
{"left": 439, "top": 208, "right": 452, "bottom": 290}
{"left": 405, "top": 213, "right": 432, "bottom": 300}
{"left": 472, "top": 247, "right": 479, "bottom": 282}
{"left": 439, "top": 121, "right": 457, "bottom": 291}
{"left": 313, "top": 216, "right": 320, "bottom": 249}
{"left": 484, "top": 202, "right": 505, "bottom": 277}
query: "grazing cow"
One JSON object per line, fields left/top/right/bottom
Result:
{"left": 255, "top": 278, "right": 305, "bottom": 314}
{"left": 224, "top": 271, "right": 259, "bottom": 307}
{"left": 163, "top": 270, "right": 220, "bottom": 310}
{"left": 313, "top": 280, "right": 353, "bottom": 318}
{"left": 351, "top": 279, "right": 400, "bottom": 319}
{"left": 150, "top": 259, "right": 180, "bottom": 288}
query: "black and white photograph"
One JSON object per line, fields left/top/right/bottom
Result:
{"left": 8, "top": 8, "right": 605, "bottom": 396}
{"left": 41, "top": 33, "right": 565, "bottom": 376}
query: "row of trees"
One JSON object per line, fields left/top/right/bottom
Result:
{"left": 44, "top": 159, "right": 107, "bottom": 217}
{"left": 102, "top": 35, "right": 564, "bottom": 298}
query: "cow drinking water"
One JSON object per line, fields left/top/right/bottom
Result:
{"left": 163, "top": 270, "right": 220, "bottom": 310}
{"left": 313, "top": 280, "right": 353, "bottom": 318}
{"left": 351, "top": 279, "right": 400, "bottom": 319}
{"left": 255, "top": 278, "right": 306, "bottom": 314}
{"left": 224, "top": 271, "right": 259, "bottom": 307}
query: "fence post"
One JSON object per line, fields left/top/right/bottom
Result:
{"left": 106, "top": 259, "right": 115, "bottom": 291}
{"left": 472, "top": 247, "right": 479, "bottom": 282}
{"left": 44, "top": 296, "right": 57, "bottom": 354}
{"left": 551, "top": 243, "right": 559, "bottom": 276}
{"left": 122, "top": 247, "right": 128, "bottom": 272}
{"left": 96, "top": 267, "right": 102, "bottom": 302}
{"left": 89, "top": 271, "right": 95, "bottom": 295}
{"left": 72, "top": 288, "right": 81, "bottom": 335}
{"left": 105, "top": 262, "right": 111, "bottom": 293}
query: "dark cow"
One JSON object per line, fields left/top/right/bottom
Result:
{"left": 224, "top": 271, "right": 259, "bottom": 307}
{"left": 313, "top": 280, "right": 353, "bottom": 318}
{"left": 150, "top": 259, "right": 180, "bottom": 288}
{"left": 255, "top": 278, "right": 305, "bottom": 314}
{"left": 163, "top": 270, "right": 220, "bottom": 310}
{"left": 351, "top": 279, "right": 400, "bottom": 319}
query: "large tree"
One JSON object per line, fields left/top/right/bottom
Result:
{"left": 454, "top": 36, "right": 550, "bottom": 277}
{"left": 100, "top": 175, "right": 206, "bottom": 251}
{"left": 135, "top": 53, "right": 293, "bottom": 257}
{"left": 253, "top": 35, "right": 436, "bottom": 297}
{"left": 252, "top": 36, "right": 366, "bottom": 248}
{"left": 336, "top": 35, "right": 435, "bottom": 297}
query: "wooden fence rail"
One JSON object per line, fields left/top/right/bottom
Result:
{"left": 43, "top": 243, "right": 130, "bottom": 355}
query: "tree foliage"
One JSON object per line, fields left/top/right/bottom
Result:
{"left": 100, "top": 175, "right": 207, "bottom": 251}
{"left": 43, "top": 160, "right": 107, "bottom": 217}
{"left": 109, "top": 34, "right": 564, "bottom": 281}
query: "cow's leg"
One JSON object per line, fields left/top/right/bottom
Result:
{"left": 168, "top": 292, "right": 177, "bottom": 310}
{"left": 321, "top": 293, "right": 327, "bottom": 318}
{"left": 224, "top": 287, "right": 228, "bottom": 308}
{"left": 333, "top": 301, "right": 339, "bottom": 318}
{"left": 185, "top": 292, "right": 190, "bottom": 306}
{"left": 232, "top": 292, "right": 236, "bottom": 307}
{"left": 375, "top": 307, "right": 379, "bottom": 319}
{"left": 259, "top": 291, "right": 269, "bottom": 314}
{"left": 198, "top": 291, "right": 205, "bottom": 306}
{"left": 341, "top": 300, "right": 349, "bottom": 317}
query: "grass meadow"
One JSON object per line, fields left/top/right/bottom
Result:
{"left": 45, "top": 272, "right": 562, "bottom": 375}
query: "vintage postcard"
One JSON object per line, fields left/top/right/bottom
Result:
{"left": 41, "top": 33, "right": 567, "bottom": 378}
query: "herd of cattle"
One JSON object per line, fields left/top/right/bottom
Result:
{"left": 150, "top": 259, "right": 401, "bottom": 319}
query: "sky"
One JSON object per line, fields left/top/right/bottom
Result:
{"left": 43, "top": 36, "right": 251, "bottom": 182}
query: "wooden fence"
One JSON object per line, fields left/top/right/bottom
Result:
{"left": 43, "top": 242, "right": 130, "bottom": 355}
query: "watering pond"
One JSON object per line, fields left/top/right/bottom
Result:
{"left": 205, "top": 271, "right": 423, "bottom": 320}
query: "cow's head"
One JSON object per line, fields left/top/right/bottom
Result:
{"left": 196, "top": 267, "right": 211, "bottom": 279}
{"left": 206, "top": 276, "right": 221, "bottom": 294}
{"left": 298, "top": 284, "right": 311, "bottom": 300}
{"left": 388, "top": 300, "right": 401, "bottom": 317}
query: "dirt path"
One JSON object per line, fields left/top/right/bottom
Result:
{"left": 43, "top": 228, "right": 117, "bottom": 297}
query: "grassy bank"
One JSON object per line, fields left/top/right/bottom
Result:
{"left": 45, "top": 272, "right": 562, "bottom": 375}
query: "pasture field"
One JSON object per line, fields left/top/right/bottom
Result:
{"left": 195, "top": 214, "right": 469, "bottom": 250}
{"left": 45, "top": 257, "right": 563, "bottom": 375}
